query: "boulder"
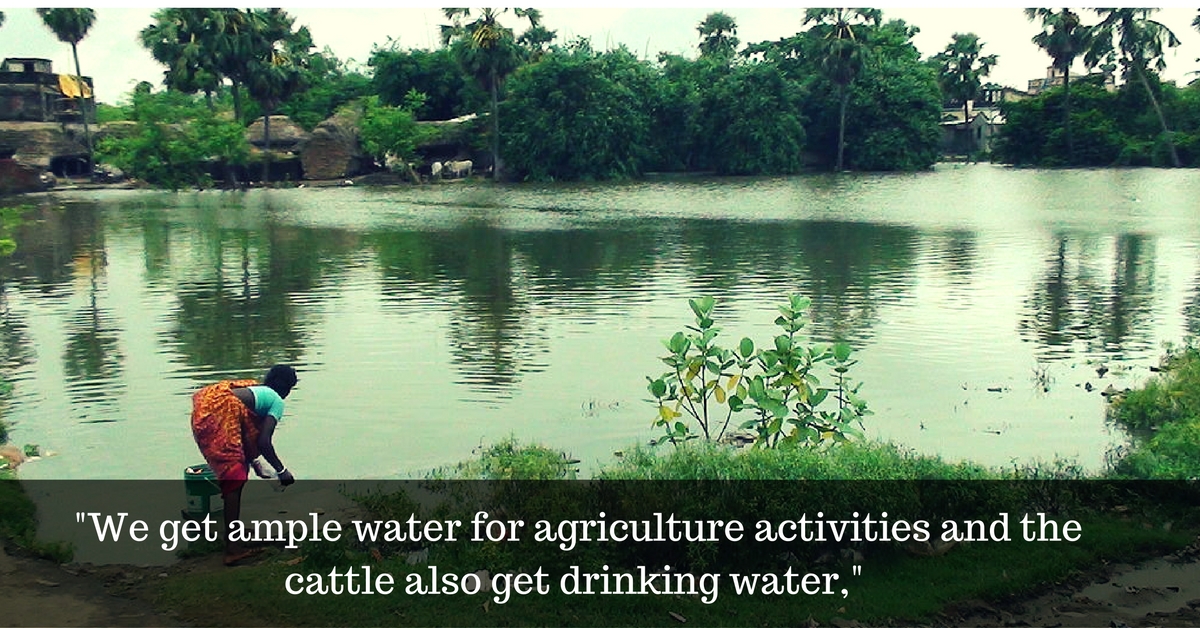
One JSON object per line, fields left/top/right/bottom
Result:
{"left": 245, "top": 115, "right": 309, "bottom": 151}
{"left": 300, "top": 112, "right": 370, "bottom": 181}
{"left": 0, "top": 158, "right": 49, "bottom": 194}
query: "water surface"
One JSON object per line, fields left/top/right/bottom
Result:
{"left": 4, "top": 164, "right": 1198, "bottom": 478}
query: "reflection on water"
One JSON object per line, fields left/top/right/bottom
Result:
{"left": 2, "top": 165, "right": 1199, "bottom": 478}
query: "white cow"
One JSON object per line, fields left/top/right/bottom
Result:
{"left": 444, "top": 160, "right": 473, "bottom": 178}
{"left": 430, "top": 161, "right": 443, "bottom": 180}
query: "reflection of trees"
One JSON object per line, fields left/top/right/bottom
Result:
{"left": 140, "top": 213, "right": 172, "bottom": 285}
{"left": 793, "top": 221, "right": 920, "bottom": 342}
{"left": 0, "top": 284, "right": 35, "bottom": 373}
{"left": 372, "top": 218, "right": 922, "bottom": 399}
{"left": 664, "top": 220, "right": 920, "bottom": 342}
{"left": 62, "top": 226, "right": 125, "bottom": 409}
{"left": 1020, "top": 233, "right": 1157, "bottom": 357}
{"left": 168, "top": 222, "right": 355, "bottom": 375}
{"left": 4, "top": 202, "right": 102, "bottom": 293}
{"left": 373, "top": 224, "right": 538, "bottom": 398}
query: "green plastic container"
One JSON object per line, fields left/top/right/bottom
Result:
{"left": 183, "top": 463, "right": 222, "bottom": 519}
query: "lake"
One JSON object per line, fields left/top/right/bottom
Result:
{"left": 3, "top": 163, "right": 1199, "bottom": 479}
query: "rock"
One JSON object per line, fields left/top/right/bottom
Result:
{"left": 0, "top": 444, "right": 26, "bottom": 468}
{"left": 245, "top": 115, "right": 309, "bottom": 151}
{"left": 0, "top": 158, "right": 48, "bottom": 194}
{"left": 300, "top": 112, "right": 370, "bottom": 181}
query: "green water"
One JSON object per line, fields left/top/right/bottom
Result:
{"left": 4, "top": 164, "right": 1199, "bottom": 478}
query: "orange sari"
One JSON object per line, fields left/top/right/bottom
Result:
{"left": 191, "top": 379, "right": 261, "bottom": 494}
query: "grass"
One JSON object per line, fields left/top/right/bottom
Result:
{"left": 143, "top": 438, "right": 1200, "bottom": 627}
{"left": 1108, "top": 341, "right": 1200, "bottom": 478}
{"left": 151, "top": 513, "right": 1191, "bottom": 627}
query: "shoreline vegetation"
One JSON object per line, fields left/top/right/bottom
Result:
{"left": 3, "top": 8, "right": 1198, "bottom": 196}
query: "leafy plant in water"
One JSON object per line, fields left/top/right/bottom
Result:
{"left": 647, "top": 295, "right": 870, "bottom": 448}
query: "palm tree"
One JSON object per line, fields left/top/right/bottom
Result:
{"left": 1089, "top": 8, "right": 1182, "bottom": 167}
{"left": 37, "top": 8, "right": 96, "bottom": 175}
{"left": 243, "top": 9, "right": 312, "bottom": 182}
{"left": 1026, "top": 9, "right": 1092, "bottom": 163}
{"left": 441, "top": 8, "right": 541, "bottom": 180}
{"left": 697, "top": 11, "right": 739, "bottom": 60}
{"left": 140, "top": 9, "right": 225, "bottom": 108}
{"left": 933, "top": 33, "right": 997, "bottom": 123}
{"left": 803, "top": 8, "right": 882, "bottom": 171}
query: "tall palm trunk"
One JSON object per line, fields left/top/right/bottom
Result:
{"left": 231, "top": 81, "right": 243, "bottom": 124}
{"left": 1062, "top": 64, "right": 1073, "bottom": 163}
{"left": 1133, "top": 65, "right": 1181, "bottom": 167}
{"left": 70, "top": 42, "right": 93, "bottom": 176}
{"left": 490, "top": 64, "right": 500, "bottom": 181}
{"left": 836, "top": 87, "right": 849, "bottom": 172}
{"left": 262, "top": 113, "right": 272, "bottom": 183}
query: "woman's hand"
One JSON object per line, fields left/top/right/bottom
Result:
{"left": 278, "top": 469, "right": 295, "bottom": 486}
{"left": 250, "top": 458, "right": 273, "bottom": 479}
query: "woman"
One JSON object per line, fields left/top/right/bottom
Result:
{"left": 191, "top": 364, "right": 298, "bottom": 565}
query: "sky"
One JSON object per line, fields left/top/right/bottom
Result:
{"left": 2, "top": 5, "right": 1198, "bottom": 105}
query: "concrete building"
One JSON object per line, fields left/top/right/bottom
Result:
{"left": 1027, "top": 65, "right": 1115, "bottom": 96}
{"left": 0, "top": 57, "right": 96, "bottom": 124}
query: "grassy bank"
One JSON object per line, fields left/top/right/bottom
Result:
{"left": 146, "top": 439, "right": 1199, "bottom": 627}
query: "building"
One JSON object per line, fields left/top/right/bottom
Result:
{"left": 940, "top": 105, "right": 1004, "bottom": 156}
{"left": 0, "top": 57, "right": 96, "bottom": 124}
{"left": 1027, "top": 65, "right": 1115, "bottom": 96}
{"left": 938, "top": 84, "right": 1026, "bottom": 156}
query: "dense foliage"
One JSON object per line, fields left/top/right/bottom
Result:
{"left": 501, "top": 43, "right": 656, "bottom": 181}
{"left": 994, "top": 76, "right": 1200, "bottom": 167}
{"left": 118, "top": 7, "right": 1198, "bottom": 184}
{"left": 356, "top": 96, "right": 427, "bottom": 162}
{"left": 95, "top": 90, "right": 248, "bottom": 189}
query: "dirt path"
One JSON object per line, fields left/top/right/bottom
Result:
{"left": 0, "top": 544, "right": 186, "bottom": 627}
{"left": 5, "top": 537, "right": 1200, "bottom": 627}
{"left": 938, "top": 538, "right": 1200, "bottom": 628}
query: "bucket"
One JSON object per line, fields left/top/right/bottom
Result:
{"left": 183, "top": 463, "right": 222, "bottom": 520}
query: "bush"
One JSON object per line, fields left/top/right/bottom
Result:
{"left": 95, "top": 89, "right": 248, "bottom": 189}
{"left": 647, "top": 295, "right": 870, "bottom": 448}
{"left": 1109, "top": 343, "right": 1200, "bottom": 430}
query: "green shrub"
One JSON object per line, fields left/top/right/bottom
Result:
{"left": 1109, "top": 343, "right": 1200, "bottom": 430}
{"left": 1112, "top": 418, "right": 1200, "bottom": 479}
{"left": 647, "top": 295, "right": 870, "bottom": 448}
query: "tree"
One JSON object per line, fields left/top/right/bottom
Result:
{"left": 241, "top": 9, "right": 312, "bottom": 182}
{"left": 368, "top": 44, "right": 484, "bottom": 120}
{"left": 502, "top": 44, "right": 651, "bottom": 181}
{"left": 441, "top": 8, "right": 542, "bottom": 180}
{"left": 1026, "top": 9, "right": 1092, "bottom": 163}
{"left": 140, "top": 9, "right": 225, "bottom": 108}
{"left": 0, "top": 11, "right": 6, "bottom": 28}
{"left": 803, "top": 8, "right": 882, "bottom": 171}
{"left": 1090, "top": 8, "right": 1182, "bottom": 167}
{"left": 37, "top": 8, "right": 97, "bottom": 175}
{"left": 932, "top": 33, "right": 997, "bottom": 123}
{"left": 94, "top": 89, "right": 249, "bottom": 189}
{"left": 697, "top": 11, "right": 739, "bottom": 60}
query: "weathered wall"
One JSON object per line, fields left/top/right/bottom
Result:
{"left": 0, "top": 122, "right": 86, "bottom": 168}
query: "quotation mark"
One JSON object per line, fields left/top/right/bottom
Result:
{"left": 75, "top": 512, "right": 87, "bottom": 524}
{"left": 852, "top": 565, "right": 862, "bottom": 576}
